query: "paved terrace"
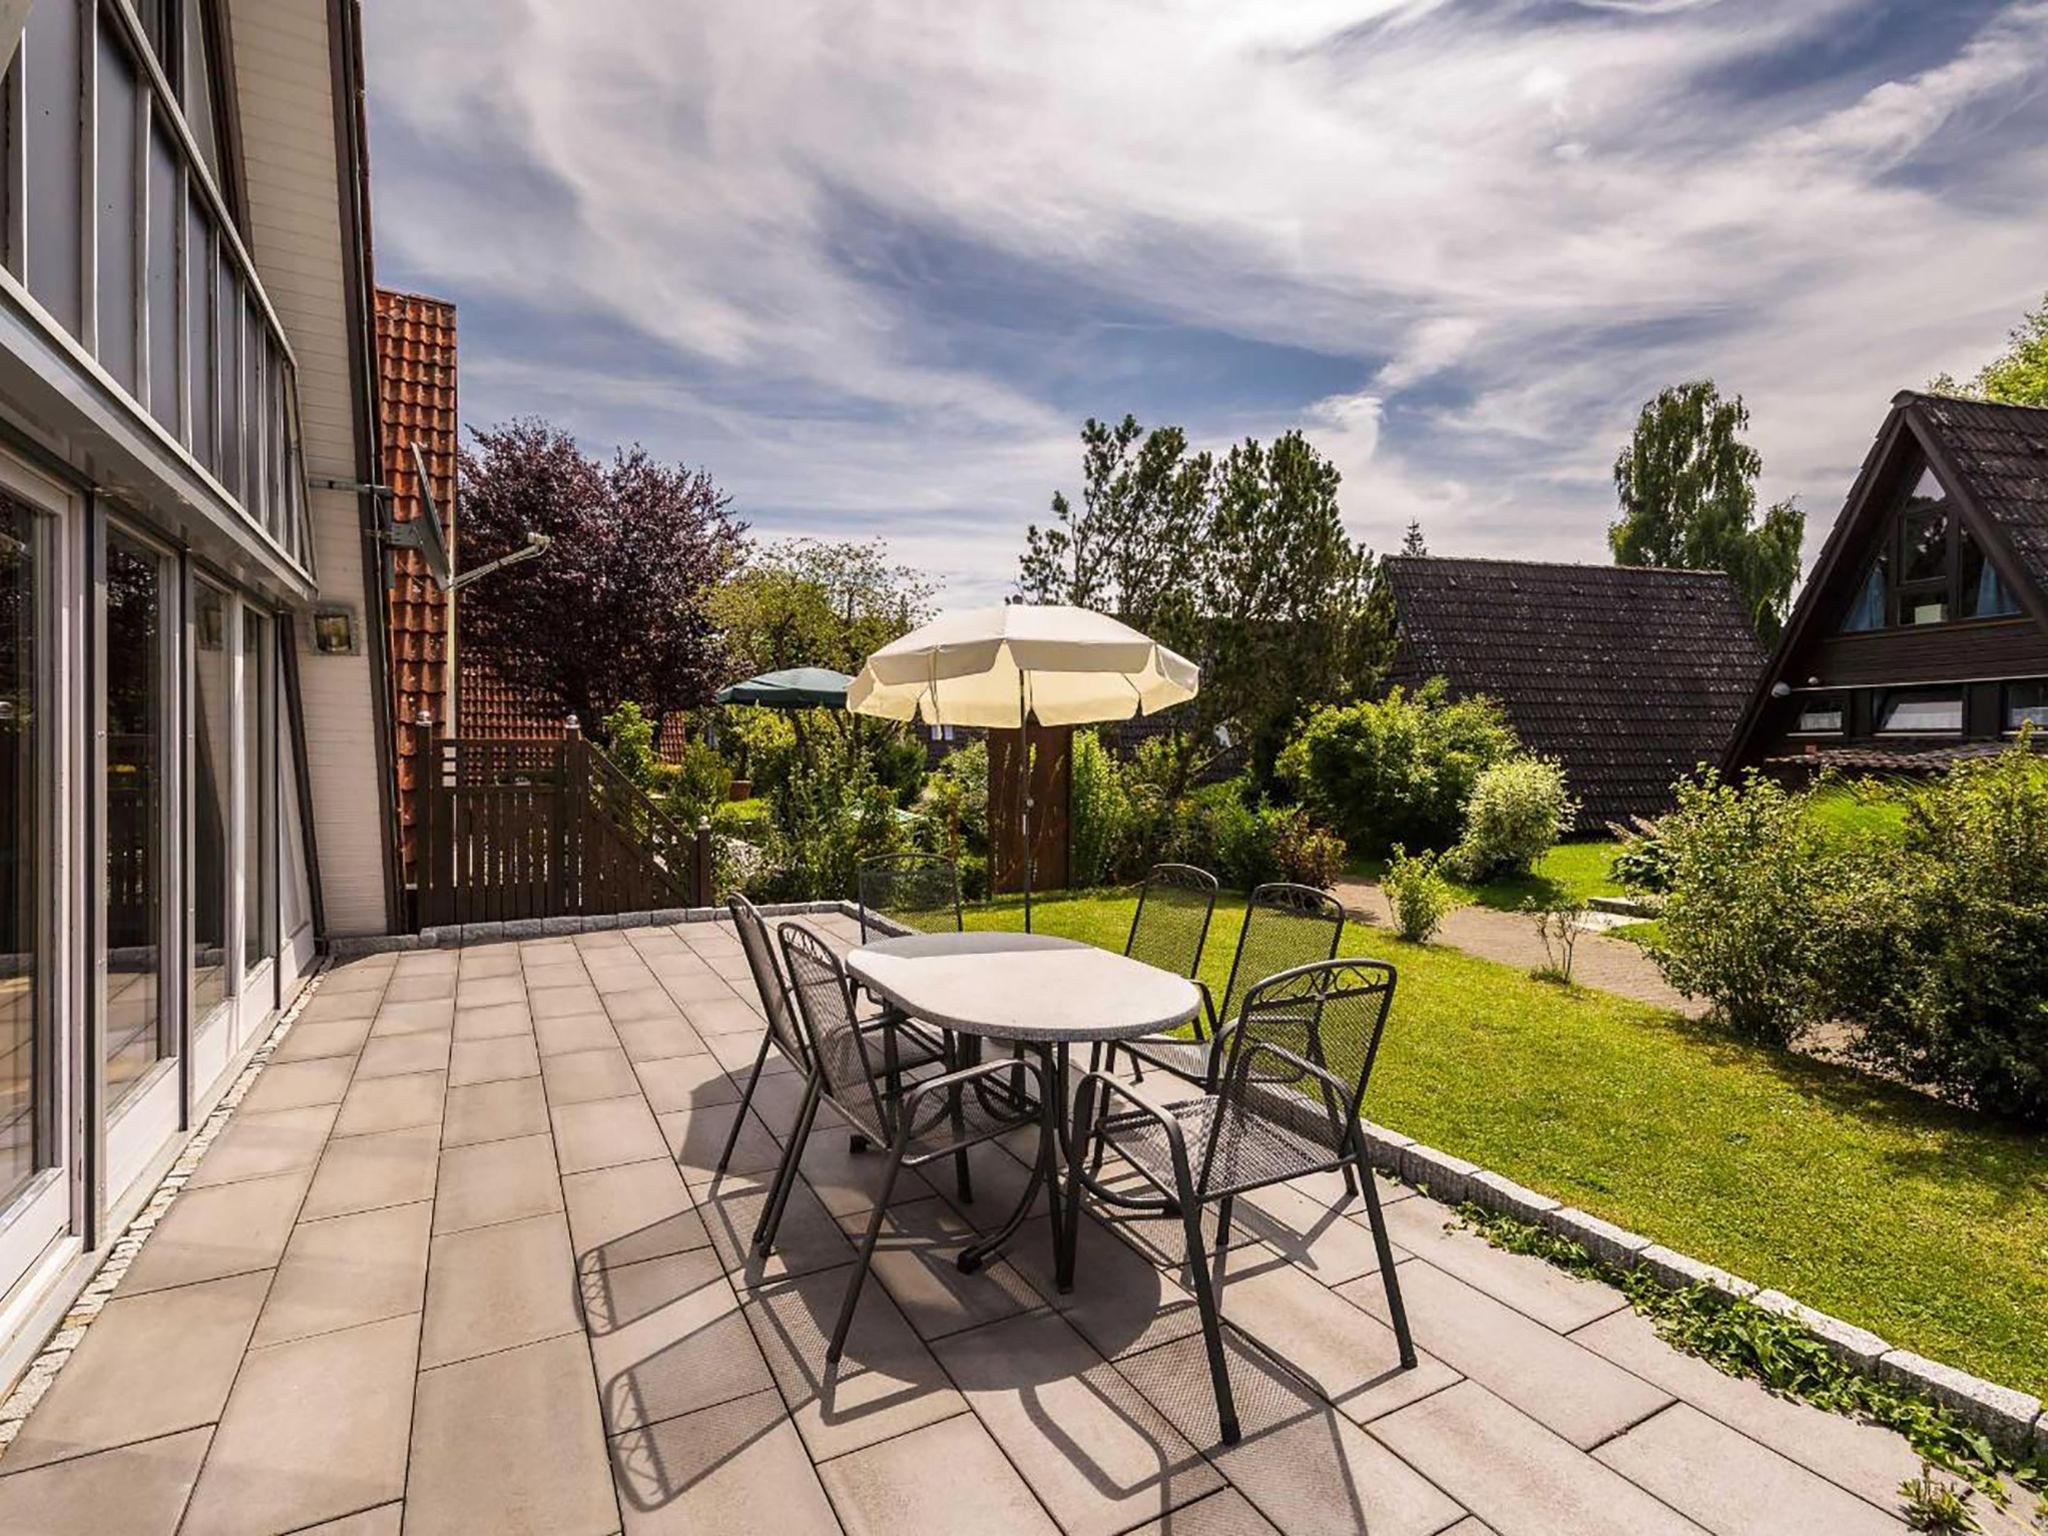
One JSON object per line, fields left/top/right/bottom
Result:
{"left": 0, "top": 915, "right": 1937, "bottom": 1535}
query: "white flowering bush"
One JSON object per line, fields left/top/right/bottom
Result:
{"left": 1451, "top": 757, "right": 1578, "bottom": 879}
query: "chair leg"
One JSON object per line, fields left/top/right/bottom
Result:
{"left": 828, "top": 1135, "right": 908, "bottom": 1364}
{"left": 1214, "top": 1194, "right": 1234, "bottom": 1254}
{"left": 1178, "top": 1192, "right": 1239, "bottom": 1445}
{"left": 715, "top": 1029, "right": 775, "bottom": 1176}
{"left": 1341, "top": 1162, "right": 1359, "bottom": 1199}
{"left": 1354, "top": 1132, "right": 1415, "bottom": 1369}
{"left": 754, "top": 1075, "right": 822, "bottom": 1256}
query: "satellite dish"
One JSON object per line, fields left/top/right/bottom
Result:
{"left": 382, "top": 438, "right": 551, "bottom": 593}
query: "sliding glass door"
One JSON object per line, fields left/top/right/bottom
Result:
{"left": 102, "top": 527, "right": 170, "bottom": 1110}
{"left": 0, "top": 493, "right": 45, "bottom": 1207}
{"left": 191, "top": 581, "right": 231, "bottom": 1032}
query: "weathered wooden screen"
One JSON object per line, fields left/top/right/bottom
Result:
{"left": 989, "top": 723, "right": 1071, "bottom": 895}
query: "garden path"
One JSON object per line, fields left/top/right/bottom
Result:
{"left": 1331, "top": 880, "right": 1709, "bottom": 1019}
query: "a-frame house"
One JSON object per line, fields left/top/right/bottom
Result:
{"left": 1726, "top": 391, "right": 2048, "bottom": 773}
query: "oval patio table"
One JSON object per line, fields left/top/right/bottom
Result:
{"left": 845, "top": 930, "right": 1201, "bottom": 1283}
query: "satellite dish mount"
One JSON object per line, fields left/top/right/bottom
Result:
{"left": 383, "top": 441, "right": 551, "bottom": 594}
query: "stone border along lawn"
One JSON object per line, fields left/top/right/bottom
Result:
{"left": 954, "top": 887, "right": 2048, "bottom": 1439}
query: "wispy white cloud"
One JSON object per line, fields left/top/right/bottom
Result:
{"left": 365, "top": 0, "right": 2048, "bottom": 603}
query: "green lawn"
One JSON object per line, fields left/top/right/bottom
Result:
{"left": 963, "top": 887, "right": 2048, "bottom": 1398}
{"left": 1347, "top": 837, "right": 1626, "bottom": 913}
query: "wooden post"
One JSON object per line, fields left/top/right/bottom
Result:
{"left": 694, "top": 817, "right": 713, "bottom": 908}
{"left": 559, "top": 715, "right": 581, "bottom": 917}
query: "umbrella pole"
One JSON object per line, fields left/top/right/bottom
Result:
{"left": 1019, "top": 671, "right": 1032, "bottom": 933}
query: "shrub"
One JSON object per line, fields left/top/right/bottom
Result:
{"left": 762, "top": 732, "right": 904, "bottom": 901}
{"left": 659, "top": 738, "right": 732, "bottom": 826}
{"left": 722, "top": 705, "right": 797, "bottom": 794}
{"left": 1382, "top": 845, "right": 1453, "bottom": 942}
{"left": 598, "top": 700, "right": 660, "bottom": 788}
{"left": 1530, "top": 898, "right": 1592, "bottom": 985}
{"left": 1844, "top": 745, "right": 2048, "bottom": 1122}
{"left": 1069, "top": 729, "right": 1134, "bottom": 888}
{"left": 1649, "top": 769, "right": 1840, "bottom": 1048}
{"left": 1277, "top": 678, "right": 1519, "bottom": 856}
{"left": 1451, "top": 756, "right": 1579, "bottom": 878}
{"left": 1609, "top": 814, "right": 1675, "bottom": 893}
{"left": 1261, "top": 804, "right": 1347, "bottom": 889}
{"left": 868, "top": 731, "right": 928, "bottom": 806}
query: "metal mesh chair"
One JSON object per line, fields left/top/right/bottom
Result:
{"left": 1118, "top": 880, "right": 1343, "bottom": 1089}
{"left": 857, "top": 853, "right": 963, "bottom": 941}
{"left": 767, "top": 921, "right": 1056, "bottom": 1363}
{"left": 714, "top": 895, "right": 941, "bottom": 1176}
{"left": 1068, "top": 958, "right": 1414, "bottom": 1444}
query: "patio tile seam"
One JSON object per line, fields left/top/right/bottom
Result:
{"left": 0, "top": 955, "right": 353, "bottom": 1459}
{"left": 415, "top": 1321, "right": 588, "bottom": 1378}
{"left": 271, "top": 1496, "right": 405, "bottom": 1535}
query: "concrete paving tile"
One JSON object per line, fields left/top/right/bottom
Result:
{"left": 455, "top": 974, "right": 526, "bottom": 1009}
{"left": 1236, "top": 1178, "right": 1400, "bottom": 1287}
{"left": 422, "top": 1211, "right": 582, "bottom": 1368}
{"left": 407, "top": 1332, "right": 618, "bottom": 1536}
{"left": 379, "top": 972, "right": 456, "bottom": 1005}
{"left": 543, "top": 1046, "right": 644, "bottom": 1106}
{"left": 269, "top": 1015, "right": 373, "bottom": 1064}
{"left": 590, "top": 968, "right": 660, "bottom": 999}
{"left": 1007, "top": 1211, "right": 1208, "bottom": 1362}
{"left": 613, "top": 1017, "right": 708, "bottom": 1064}
{"left": 461, "top": 945, "right": 523, "bottom": 977}
{"left": 1339, "top": 1257, "right": 1667, "bottom": 1447}
{"left": 433, "top": 1131, "right": 562, "bottom": 1234}
{"left": 589, "top": 1249, "right": 773, "bottom": 1432}
{"left": 452, "top": 1000, "right": 533, "bottom": 1040}
{"left": 301, "top": 1122, "right": 441, "bottom": 1221}
{"left": 320, "top": 959, "right": 395, "bottom": 994}
{"left": 1369, "top": 1381, "right": 1706, "bottom": 1536}
{"left": 253, "top": 1200, "right": 432, "bottom": 1347}
{"left": 1595, "top": 1402, "right": 1905, "bottom": 1535}
{"left": 610, "top": 1386, "right": 842, "bottom": 1536}
{"left": 564, "top": 1158, "right": 709, "bottom": 1275}
{"left": 659, "top": 969, "right": 744, "bottom": 1005}
{"left": 1378, "top": 1194, "right": 1627, "bottom": 1333}
{"left": 332, "top": 1069, "right": 446, "bottom": 1138}
{"left": 929, "top": 1135, "right": 1052, "bottom": 1234}
{"left": 661, "top": 1100, "right": 783, "bottom": 1181}
{"left": 369, "top": 997, "right": 454, "bottom": 1037}
{"left": 394, "top": 949, "right": 458, "bottom": 977}
{"left": 442, "top": 1074, "right": 551, "bottom": 1148}
{"left": 2, "top": 1272, "right": 269, "bottom": 1471}
{"left": 743, "top": 1071, "right": 842, "bottom": 1138}
{"left": 447, "top": 1032, "right": 541, "bottom": 1087}
{"left": 553, "top": 1095, "right": 670, "bottom": 1175}
{"left": 1117, "top": 1488, "right": 1284, "bottom": 1536}
{"left": 636, "top": 1052, "right": 739, "bottom": 1113}
{"left": 1116, "top": 1329, "right": 1466, "bottom": 1536}
{"left": 353, "top": 1026, "right": 451, "bottom": 1079}
{"left": 698, "top": 1171, "right": 855, "bottom": 1286}
{"left": 532, "top": 984, "right": 606, "bottom": 1020}
{"left": 117, "top": 1168, "right": 311, "bottom": 1296}
{"left": 1215, "top": 1249, "right": 1459, "bottom": 1424}
{"left": 935, "top": 1309, "right": 1224, "bottom": 1536}
{"left": 683, "top": 998, "right": 765, "bottom": 1037}
{"left": 739, "top": 1262, "right": 966, "bottom": 1461}
{"left": 299, "top": 987, "right": 383, "bottom": 1023}
{"left": 0, "top": 1425, "right": 212, "bottom": 1535}
{"left": 1571, "top": 1308, "right": 1923, "bottom": 1515}
{"left": 833, "top": 1197, "right": 1041, "bottom": 1343}
{"left": 536, "top": 1011, "right": 622, "bottom": 1057}
{"left": 790, "top": 1122, "right": 936, "bottom": 1219}
{"left": 186, "top": 1104, "right": 340, "bottom": 1189}
{"left": 291, "top": 1504, "right": 401, "bottom": 1535}
{"left": 708, "top": 1029, "right": 797, "bottom": 1077}
{"left": 818, "top": 1410, "right": 1058, "bottom": 1536}
{"left": 180, "top": 1313, "right": 418, "bottom": 1536}
{"left": 238, "top": 1055, "right": 356, "bottom": 1115}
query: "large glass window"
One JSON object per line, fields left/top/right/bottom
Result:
{"left": 241, "top": 608, "right": 273, "bottom": 970}
{"left": 1792, "top": 696, "right": 1845, "bottom": 735}
{"left": 2007, "top": 682, "right": 2048, "bottom": 734}
{"left": 104, "top": 529, "right": 168, "bottom": 1105}
{"left": 95, "top": 22, "right": 141, "bottom": 392}
{"left": 22, "top": 0, "right": 85, "bottom": 334}
{"left": 192, "top": 580, "right": 229, "bottom": 1022}
{"left": 1840, "top": 457, "right": 2026, "bottom": 632}
{"left": 1959, "top": 528, "right": 2022, "bottom": 619}
{"left": 0, "top": 495, "right": 44, "bottom": 1202}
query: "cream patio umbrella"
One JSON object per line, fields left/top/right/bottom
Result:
{"left": 847, "top": 604, "right": 1199, "bottom": 928}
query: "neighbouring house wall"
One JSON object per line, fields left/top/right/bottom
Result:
{"left": 231, "top": 0, "right": 393, "bottom": 936}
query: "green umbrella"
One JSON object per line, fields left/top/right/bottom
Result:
{"left": 713, "top": 667, "right": 853, "bottom": 709}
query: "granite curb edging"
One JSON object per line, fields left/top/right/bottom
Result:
{"left": 1364, "top": 1122, "right": 2046, "bottom": 1456}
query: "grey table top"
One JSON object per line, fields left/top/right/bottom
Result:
{"left": 845, "top": 931, "right": 1202, "bottom": 1043}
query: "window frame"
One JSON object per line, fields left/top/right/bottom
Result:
{"left": 2004, "top": 680, "right": 2048, "bottom": 736}
{"left": 1787, "top": 694, "right": 1847, "bottom": 737}
{"left": 1839, "top": 456, "right": 2025, "bottom": 634}
{"left": 1873, "top": 687, "right": 1966, "bottom": 738}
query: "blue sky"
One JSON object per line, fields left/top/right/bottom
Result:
{"left": 363, "top": 0, "right": 2048, "bottom": 605}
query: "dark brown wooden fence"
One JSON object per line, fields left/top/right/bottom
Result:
{"left": 989, "top": 722, "right": 1072, "bottom": 894}
{"left": 414, "top": 734, "right": 708, "bottom": 929}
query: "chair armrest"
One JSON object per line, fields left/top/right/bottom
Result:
{"left": 1227, "top": 1037, "right": 1353, "bottom": 1101}
{"left": 901, "top": 1054, "right": 1047, "bottom": 1117}
{"left": 1191, "top": 980, "right": 1217, "bottom": 1038}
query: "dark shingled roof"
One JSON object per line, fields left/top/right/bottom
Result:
{"left": 1905, "top": 391, "right": 2048, "bottom": 597}
{"left": 1385, "top": 557, "right": 1766, "bottom": 825}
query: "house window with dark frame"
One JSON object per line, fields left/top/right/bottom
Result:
{"left": 1835, "top": 457, "right": 2023, "bottom": 632}
{"left": 1791, "top": 695, "right": 1845, "bottom": 735}
{"left": 2007, "top": 681, "right": 2048, "bottom": 734}
{"left": 1875, "top": 688, "right": 1964, "bottom": 736}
